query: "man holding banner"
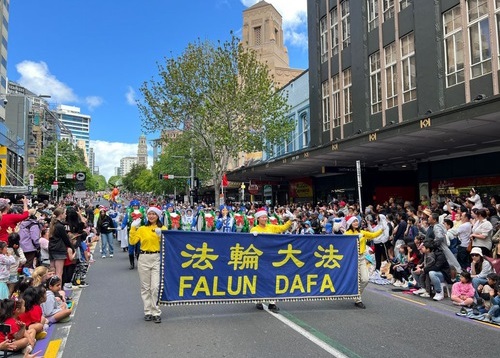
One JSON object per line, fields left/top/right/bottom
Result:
{"left": 250, "top": 208, "right": 293, "bottom": 312}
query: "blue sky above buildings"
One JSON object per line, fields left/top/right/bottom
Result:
{"left": 7, "top": 0, "right": 308, "bottom": 179}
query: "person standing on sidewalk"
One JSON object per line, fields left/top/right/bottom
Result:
{"left": 95, "top": 208, "right": 115, "bottom": 259}
{"left": 129, "top": 206, "right": 166, "bottom": 324}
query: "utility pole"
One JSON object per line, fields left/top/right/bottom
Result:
{"left": 54, "top": 141, "right": 58, "bottom": 202}
{"left": 190, "top": 146, "right": 195, "bottom": 206}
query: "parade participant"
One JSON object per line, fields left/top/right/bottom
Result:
{"left": 181, "top": 208, "right": 195, "bottom": 231}
{"left": 129, "top": 206, "right": 167, "bottom": 324}
{"left": 250, "top": 208, "right": 293, "bottom": 312}
{"left": 216, "top": 205, "right": 235, "bottom": 232}
{"left": 163, "top": 203, "right": 181, "bottom": 230}
{"left": 121, "top": 200, "right": 146, "bottom": 270}
{"left": 234, "top": 210, "right": 249, "bottom": 232}
{"left": 0, "top": 197, "right": 29, "bottom": 243}
{"left": 95, "top": 208, "right": 115, "bottom": 259}
{"left": 194, "top": 206, "right": 216, "bottom": 232}
{"left": 344, "top": 216, "right": 382, "bottom": 309}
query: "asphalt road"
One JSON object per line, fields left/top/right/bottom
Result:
{"left": 56, "top": 239, "right": 500, "bottom": 358}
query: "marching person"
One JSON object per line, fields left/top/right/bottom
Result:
{"left": 250, "top": 208, "right": 293, "bottom": 313}
{"left": 129, "top": 206, "right": 167, "bottom": 324}
{"left": 345, "top": 216, "right": 382, "bottom": 309}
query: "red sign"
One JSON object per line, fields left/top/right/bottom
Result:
{"left": 248, "top": 184, "right": 260, "bottom": 195}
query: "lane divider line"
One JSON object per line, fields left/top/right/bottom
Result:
{"left": 264, "top": 305, "right": 361, "bottom": 358}
{"left": 43, "top": 339, "right": 62, "bottom": 358}
{"left": 390, "top": 294, "right": 427, "bottom": 306}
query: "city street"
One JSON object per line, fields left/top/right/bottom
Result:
{"left": 48, "top": 239, "right": 499, "bottom": 358}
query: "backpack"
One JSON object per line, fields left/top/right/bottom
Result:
{"left": 484, "top": 256, "right": 500, "bottom": 274}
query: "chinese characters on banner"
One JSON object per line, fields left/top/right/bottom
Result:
{"left": 159, "top": 232, "right": 360, "bottom": 305}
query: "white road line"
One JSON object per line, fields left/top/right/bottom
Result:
{"left": 264, "top": 305, "right": 350, "bottom": 358}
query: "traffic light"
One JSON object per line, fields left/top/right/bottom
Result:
{"left": 158, "top": 173, "right": 163, "bottom": 180}
{"left": 193, "top": 177, "right": 199, "bottom": 189}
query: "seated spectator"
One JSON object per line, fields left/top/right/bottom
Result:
{"left": 41, "top": 275, "right": 72, "bottom": 324}
{"left": 470, "top": 208, "right": 493, "bottom": 257}
{"left": 483, "top": 279, "right": 500, "bottom": 323}
{"left": 470, "top": 247, "right": 494, "bottom": 299}
{"left": 477, "top": 273, "right": 499, "bottom": 304}
{"left": 19, "top": 286, "right": 49, "bottom": 339}
{"left": 450, "top": 271, "right": 475, "bottom": 306}
{"left": 413, "top": 242, "right": 452, "bottom": 301}
{"left": 389, "top": 244, "right": 415, "bottom": 287}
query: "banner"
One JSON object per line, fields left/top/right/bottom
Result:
{"left": 159, "top": 232, "right": 360, "bottom": 305}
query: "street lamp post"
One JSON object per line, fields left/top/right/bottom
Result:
{"left": 240, "top": 182, "right": 246, "bottom": 203}
{"left": 55, "top": 141, "right": 58, "bottom": 202}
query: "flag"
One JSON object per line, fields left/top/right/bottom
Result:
{"left": 221, "top": 173, "right": 228, "bottom": 187}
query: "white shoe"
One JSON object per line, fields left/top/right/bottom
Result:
{"left": 110, "top": 254, "right": 114, "bottom": 258}
{"left": 433, "top": 292, "right": 445, "bottom": 301}
{"left": 102, "top": 255, "right": 106, "bottom": 259}
{"left": 413, "top": 288, "right": 426, "bottom": 295}
{"left": 400, "top": 282, "right": 409, "bottom": 289}
{"left": 393, "top": 280, "right": 402, "bottom": 287}
{"left": 420, "top": 292, "right": 431, "bottom": 298}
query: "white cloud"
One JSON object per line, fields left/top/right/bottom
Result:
{"left": 85, "top": 96, "right": 104, "bottom": 110}
{"left": 241, "top": 0, "right": 308, "bottom": 49}
{"left": 16, "top": 60, "right": 78, "bottom": 103}
{"left": 90, "top": 140, "right": 153, "bottom": 181}
{"left": 125, "top": 86, "right": 136, "bottom": 105}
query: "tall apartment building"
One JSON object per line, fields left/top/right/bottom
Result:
{"left": 137, "top": 134, "right": 148, "bottom": 167}
{"left": 56, "top": 105, "right": 91, "bottom": 166}
{"left": 120, "top": 156, "right": 137, "bottom": 176}
{"left": 88, "top": 147, "right": 95, "bottom": 174}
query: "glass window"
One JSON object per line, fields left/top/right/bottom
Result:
{"left": 497, "top": 3, "right": 500, "bottom": 68}
{"left": 383, "top": 0, "right": 394, "bottom": 21}
{"left": 401, "top": 33, "right": 416, "bottom": 102}
{"left": 385, "top": 43, "right": 398, "bottom": 108}
{"left": 320, "top": 16, "right": 328, "bottom": 63}
{"left": 301, "top": 112, "right": 310, "bottom": 147}
{"left": 343, "top": 68, "right": 352, "bottom": 123}
{"left": 330, "top": 8, "right": 339, "bottom": 56}
{"left": 400, "top": 0, "right": 411, "bottom": 10}
{"left": 443, "top": 5, "right": 464, "bottom": 87}
{"left": 254, "top": 26, "right": 261, "bottom": 46}
{"left": 468, "top": 0, "right": 491, "bottom": 78}
{"left": 341, "top": 1, "right": 351, "bottom": 49}
{"left": 332, "top": 75, "right": 341, "bottom": 128}
{"left": 369, "top": 51, "right": 382, "bottom": 113}
{"left": 367, "top": 0, "right": 379, "bottom": 32}
{"left": 322, "top": 80, "right": 331, "bottom": 132}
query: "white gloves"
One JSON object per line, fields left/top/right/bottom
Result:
{"left": 131, "top": 218, "right": 142, "bottom": 228}
{"left": 155, "top": 228, "right": 162, "bottom": 237}
{"left": 285, "top": 210, "right": 295, "bottom": 220}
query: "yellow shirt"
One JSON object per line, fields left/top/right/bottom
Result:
{"left": 345, "top": 228, "right": 382, "bottom": 255}
{"left": 129, "top": 224, "right": 167, "bottom": 252}
{"left": 250, "top": 220, "right": 292, "bottom": 234}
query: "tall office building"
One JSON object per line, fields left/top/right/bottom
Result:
{"left": 137, "top": 134, "right": 148, "bottom": 167}
{"left": 120, "top": 156, "right": 137, "bottom": 176}
{"left": 88, "top": 147, "right": 95, "bottom": 174}
{"left": 0, "top": 0, "right": 8, "bottom": 123}
{"left": 56, "top": 104, "right": 91, "bottom": 166}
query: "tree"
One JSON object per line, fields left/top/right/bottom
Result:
{"left": 139, "top": 33, "right": 293, "bottom": 204}
{"left": 33, "top": 141, "right": 96, "bottom": 195}
{"left": 108, "top": 175, "right": 122, "bottom": 188}
{"left": 122, "top": 164, "right": 150, "bottom": 193}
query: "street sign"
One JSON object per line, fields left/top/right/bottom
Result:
{"left": 65, "top": 173, "right": 75, "bottom": 179}
{"left": 75, "top": 172, "right": 86, "bottom": 181}
{"left": 51, "top": 184, "right": 58, "bottom": 190}
{"left": 162, "top": 174, "right": 174, "bottom": 179}
{"left": 27, "top": 185, "right": 34, "bottom": 193}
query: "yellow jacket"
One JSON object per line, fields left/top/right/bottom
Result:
{"left": 129, "top": 224, "right": 167, "bottom": 252}
{"left": 250, "top": 220, "right": 292, "bottom": 234}
{"left": 345, "top": 228, "right": 382, "bottom": 255}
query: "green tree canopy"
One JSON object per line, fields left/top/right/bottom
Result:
{"left": 33, "top": 141, "right": 97, "bottom": 195}
{"left": 139, "top": 33, "right": 293, "bottom": 203}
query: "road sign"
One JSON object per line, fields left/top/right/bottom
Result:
{"left": 27, "top": 185, "right": 34, "bottom": 193}
{"left": 51, "top": 184, "right": 58, "bottom": 190}
{"left": 66, "top": 173, "right": 75, "bottom": 179}
{"left": 28, "top": 173, "right": 34, "bottom": 186}
{"left": 75, "top": 172, "right": 86, "bottom": 181}
{"left": 162, "top": 174, "right": 174, "bottom": 180}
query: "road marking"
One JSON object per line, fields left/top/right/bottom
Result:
{"left": 390, "top": 293, "right": 427, "bottom": 306}
{"left": 264, "top": 305, "right": 361, "bottom": 358}
{"left": 44, "top": 339, "right": 62, "bottom": 358}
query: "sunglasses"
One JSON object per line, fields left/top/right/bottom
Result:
{"left": 470, "top": 254, "right": 480, "bottom": 257}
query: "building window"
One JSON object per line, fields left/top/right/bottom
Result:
{"left": 341, "top": 1, "right": 351, "bottom": 49}
{"left": 400, "top": 0, "right": 411, "bottom": 10}
{"left": 401, "top": 32, "right": 416, "bottom": 103}
{"left": 320, "top": 16, "right": 328, "bottom": 63}
{"left": 330, "top": 7, "right": 339, "bottom": 56}
{"left": 385, "top": 42, "right": 398, "bottom": 108}
{"left": 468, "top": 0, "right": 491, "bottom": 78}
{"left": 301, "top": 112, "right": 310, "bottom": 147}
{"left": 443, "top": 5, "right": 464, "bottom": 87}
{"left": 254, "top": 26, "right": 262, "bottom": 46}
{"left": 322, "top": 80, "right": 331, "bottom": 132}
{"left": 383, "top": 0, "right": 394, "bottom": 21}
{"left": 332, "top": 75, "right": 341, "bottom": 128}
{"left": 367, "top": 0, "right": 379, "bottom": 32}
{"left": 370, "top": 51, "right": 382, "bottom": 114}
{"left": 343, "top": 68, "right": 352, "bottom": 123}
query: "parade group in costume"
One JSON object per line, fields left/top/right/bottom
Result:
{"left": 121, "top": 200, "right": 146, "bottom": 270}
{"left": 163, "top": 203, "right": 181, "bottom": 230}
{"left": 215, "top": 205, "right": 235, "bottom": 232}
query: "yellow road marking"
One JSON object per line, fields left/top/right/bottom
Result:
{"left": 390, "top": 293, "right": 427, "bottom": 306}
{"left": 474, "top": 320, "right": 500, "bottom": 329}
{"left": 44, "top": 339, "right": 62, "bottom": 358}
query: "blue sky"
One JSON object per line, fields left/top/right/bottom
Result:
{"left": 7, "top": 0, "right": 308, "bottom": 179}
